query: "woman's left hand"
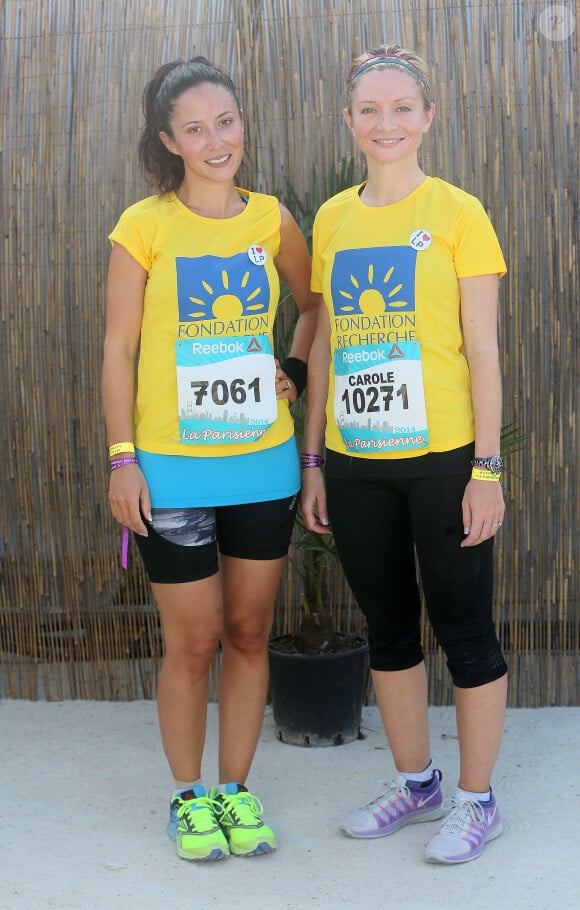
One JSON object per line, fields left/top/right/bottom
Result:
{"left": 461, "top": 477, "right": 505, "bottom": 547}
{"left": 275, "top": 359, "right": 298, "bottom": 403}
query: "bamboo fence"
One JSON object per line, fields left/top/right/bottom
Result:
{"left": 0, "top": 0, "right": 578, "bottom": 704}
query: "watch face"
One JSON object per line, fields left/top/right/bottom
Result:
{"left": 489, "top": 455, "right": 504, "bottom": 474}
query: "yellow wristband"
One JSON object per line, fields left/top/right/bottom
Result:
{"left": 109, "top": 442, "right": 135, "bottom": 457}
{"left": 471, "top": 467, "right": 501, "bottom": 482}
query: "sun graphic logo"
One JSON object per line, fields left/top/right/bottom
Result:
{"left": 176, "top": 253, "right": 270, "bottom": 323}
{"left": 331, "top": 247, "right": 416, "bottom": 317}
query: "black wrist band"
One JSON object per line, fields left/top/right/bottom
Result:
{"left": 281, "top": 356, "right": 307, "bottom": 396}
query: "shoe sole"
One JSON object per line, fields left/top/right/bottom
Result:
{"left": 177, "top": 846, "right": 229, "bottom": 861}
{"left": 342, "top": 805, "right": 445, "bottom": 839}
{"left": 230, "top": 841, "right": 276, "bottom": 857}
{"left": 168, "top": 827, "right": 230, "bottom": 861}
{"left": 424, "top": 820, "right": 503, "bottom": 864}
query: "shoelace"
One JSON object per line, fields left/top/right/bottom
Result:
{"left": 219, "top": 791, "right": 264, "bottom": 825}
{"left": 176, "top": 795, "right": 223, "bottom": 829}
{"left": 437, "top": 798, "right": 485, "bottom": 837}
{"left": 364, "top": 776, "right": 412, "bottom": 811}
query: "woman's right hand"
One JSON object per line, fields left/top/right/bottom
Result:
{"left": 300, "top": 468, "right": 331, "bottom": 534}
{"left": 108, "top": 464, "right": 152, "bottom": 536}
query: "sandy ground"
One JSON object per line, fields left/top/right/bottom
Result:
{"left": 1, "top": 701, "right": 579, "bottom": 910}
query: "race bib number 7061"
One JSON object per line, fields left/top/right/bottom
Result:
{"left": 176, "top": 334, "right": 277, "bottom": 444}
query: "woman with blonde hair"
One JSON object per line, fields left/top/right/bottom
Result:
{"left": 301, "top": 44, "right": 508, "bottom": 864}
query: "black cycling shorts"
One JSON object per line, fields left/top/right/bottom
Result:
{"left": 134, "top": 495, "right": 298, "bottom": 584}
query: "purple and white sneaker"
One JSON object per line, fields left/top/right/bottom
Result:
{"left": 342, "top": 771, "right": 444, "bottom": 838}
{"left": 424, "top": 791, "right": 503, "bottom": 864}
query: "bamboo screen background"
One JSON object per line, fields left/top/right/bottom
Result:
{"left": 1, "top": 1, "right": 578, "bottom": 704}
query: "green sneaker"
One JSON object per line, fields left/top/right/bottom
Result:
{"left": 167, "top": 784, "right": 229, "bottom": 861}
{"left": 210, "top": 783, "right": 276, "bottom": 856}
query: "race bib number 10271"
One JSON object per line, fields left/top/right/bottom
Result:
{"left": 333, "top": 341, "right": 429, "bottom": 453}
{"left": 176, "top": 335, "right": 277, "bottom": 444}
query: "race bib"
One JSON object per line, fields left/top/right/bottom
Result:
{"left": 176, "top": 334, "right": 277, "bottom": 444}
{"left": 333, "top": 341, "right": 429, "bottom": 453}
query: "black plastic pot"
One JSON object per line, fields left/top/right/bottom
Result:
{"left": 268, "top": 634, "right": 369, "bottom": 747}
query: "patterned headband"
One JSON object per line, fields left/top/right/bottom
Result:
{"left": 348, "top": 54, "right": 431, "bottom": 99}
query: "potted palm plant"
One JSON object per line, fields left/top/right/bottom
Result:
{"left": 267, "top": 158, "right": 372, "bottom": 746}
{"left": 268, "top": 514, "right": 369, "bottom": 747}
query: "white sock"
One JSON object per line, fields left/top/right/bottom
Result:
{"left": 173, "top": 778, "right": 202, "bottom": 796}
{"left": 456, "top": 785, "right": 491, "bottom": 803}
{"left": 399, "top": 761, "right": 434, "bottom": 784}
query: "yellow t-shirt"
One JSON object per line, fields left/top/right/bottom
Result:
{"left": 109, "top": 190, "right": 295, "bottom": 457}
{"left": 311, "top": 177, "right": 507, "bottom": 458}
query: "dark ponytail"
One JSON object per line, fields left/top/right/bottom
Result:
{"left": 138, "top": 56, "right": 243, "bottom": 194}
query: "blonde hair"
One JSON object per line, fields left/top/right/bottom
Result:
{"left": 346, "top": 44, "right": 432, "bottom": 111}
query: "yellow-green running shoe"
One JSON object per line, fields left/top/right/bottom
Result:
{"left": 167, "top": 784, "right": 229, "bottom": 861}
{"left": 210, "top": 783, "right": 276, "bottom": 856}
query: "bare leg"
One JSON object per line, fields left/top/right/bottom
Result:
{"left": 372, "top": 662, "right": 431, "bottom": 773}
{"left": 217, "top": 555, "right": 285, "bottom": 784}
{"left": 153, "top": 575, "right": 223, "bottom": 782}
{"left": 455, "top": 674, "right": 508, "bottom": 792}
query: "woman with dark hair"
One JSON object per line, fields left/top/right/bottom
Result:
{"left": 102, "top": 57, "right": 317, "bottom": 862}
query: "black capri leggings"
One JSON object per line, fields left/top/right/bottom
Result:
{"left": 325, "top": 469, "right": 507, "bottom": 688}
